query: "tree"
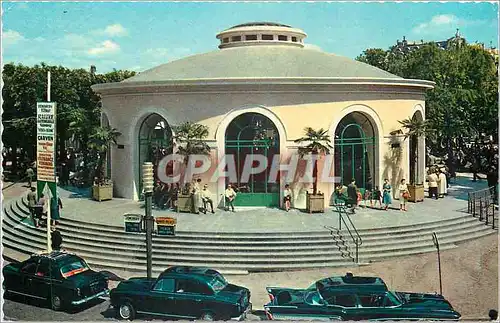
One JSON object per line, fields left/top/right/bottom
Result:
{"left": 294, "top": 127, "right": 333, "bottom": 195}
{"left": 173, "top": 122, "right": 211, "bottom": 165}
{"left": 398, "top": 116, "right": 433, "bottom": 184}
{"left": 88, "top": 126, "right": 121, "bottom": 185}
{"left": 356, "top": 48, "right": 389, "bottom": 71}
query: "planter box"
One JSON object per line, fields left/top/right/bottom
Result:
{"left": 92, "top": 184, "right": 113, "bottom": 202}
{"left": 306, "top": 194, "right": 325, "bottom": 213}
{"left": 408, "top": 184, "right": 425, "bottom": 203}
{"left": 177, "top": 194, "right": 193, "bottom": 213}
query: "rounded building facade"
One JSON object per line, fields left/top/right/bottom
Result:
{"left": 92, "top": 22, "right": 434, "bottom": 208}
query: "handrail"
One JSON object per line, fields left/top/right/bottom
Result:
{"left": 467, "top": 186, "right": 497, "bottom": 229}
{"left": 333, "top": 205, "right": 363, "bottom": 263}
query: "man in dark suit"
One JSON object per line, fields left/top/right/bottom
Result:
{"left": 347, "top": 178, "right": 358, "bottom": 213}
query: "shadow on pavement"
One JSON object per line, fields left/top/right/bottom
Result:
{"left": 4, "top": 291, "right": 106, "bottom": 314}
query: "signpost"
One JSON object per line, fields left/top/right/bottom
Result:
{"left": 37, "top": 72, "right": 57, "bottom": 252}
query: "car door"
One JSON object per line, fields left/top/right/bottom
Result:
{"left": 325, "top": 293, "right": 357, "bottom": 320}
{"left": 29, "top": 258, "right": 52, "bottom": 300}
{"left": 142, "top": 278, "right": 178, "bottom": 317}
{"left": 353, "top": 293, "right": 391, "bottom": 320}
{"left": 174, "top": 279, "right": 213, "bottom": 319}
{"left": 19, "top": 258, "right": 45, "bottom": 300}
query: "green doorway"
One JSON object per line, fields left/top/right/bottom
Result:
{"left": 225, "top": 113, "right": 280, "bottom": 207}
{"left": 138, "top": 113, "right": 173, "bottom": 198}
{"left": 334, "top": 112, "right": 377, "bottom": 191}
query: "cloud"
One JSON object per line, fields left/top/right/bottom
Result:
{"left": 3, "top": 30, "right": 26, "bottom": 47}
{"left": 412, "top": 14, "right": 485, "bottom": 35}
{"left": 145, "top": 48, "right": 170, "bottom": 59}
{"left": 87, "top": 40, "right": 120, "bottom": 56}
{"left": 304, "top": 43, "right": 322, "bottom": 51}
{"left": 94, "top": 24, "right": 128, "bottom": 37}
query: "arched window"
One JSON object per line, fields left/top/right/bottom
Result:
{"left": 334, "top": 112, "right": 377, "bottom": 190}
{"left": 138, "top": 113, "right": 173, "bottom": 195}
{"left": 224, "top": 113, "right": 280, "bottom": 206}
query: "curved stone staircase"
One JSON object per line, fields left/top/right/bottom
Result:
{"left": 2, "top": 195, "right": 496, "bottom": 275}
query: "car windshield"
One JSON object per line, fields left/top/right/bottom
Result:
{"left": 59, "top": 257, "right": 89, "bottom": 278}
{"left": 388, "top": 291, "right": 404, "bottom": 305}
{"left": 209, "top": 274, "right": 228, "bottom": 292}
{"left": 305, "top": 291, "right": 325, "bottom": 305}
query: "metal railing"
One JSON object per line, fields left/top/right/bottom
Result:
{"left": 467, "top": 186, "right": 497, "bottom": 229}
{"left": 331, "top": 205, "right": 363, "bottom": 263}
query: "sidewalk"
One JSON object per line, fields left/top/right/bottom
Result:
{"left": 7, "top": 174, "right": 488, "bottom": 233}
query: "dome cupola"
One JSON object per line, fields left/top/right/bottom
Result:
{"left": 216, "top": 22, "right": 307, "bottom": 49}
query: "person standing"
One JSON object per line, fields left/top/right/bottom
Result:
{"left": 36, "top": 194, "right": 47, "bottom": 228}
{"left": 427, "top": 169, "right": 439, "bottom": 200}
{"left": 399, "top": 179, "right": 410, "bottom": 211}
{"left": 201, "top": 184, "right": 215, "bottom": 214}
{"left": 50, "top": 227, "right": 63, "bottom": 251}
{"left": 50, "top": 196, "right": 63, "bottom": 226}
{"left": 26, "top": 166, "right": 34, "bottom": 188}
{"left": 283, "top": 184, "right": 292, "bottom": 212}
{"left": 382, "top": 178, "right": 392, "bottom": 210}
{"left": 347, "top": 179, "right": 358, "bottom": 213}
{"left": 225, "top": 184, "right": 237, "bottom": 212}
{"left": 372, "top": 186, "right": 382, "bottom": 208}
{"left": 192, "top": 179, "right": 202, "bottom": 214}
{"left": 437, "top": 169, "right": 448, "bottom": 198}
{"left": 27, "top": 187, "right": 37, "bottom": 221}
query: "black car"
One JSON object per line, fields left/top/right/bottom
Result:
{"left": 3, "top": 251, "right": 109, "bottom": 311}
{"left": 110, "top": 266, "right": 252, "bottom": 321}
{"left": 264, "top": 273, "right": 461, "bottom": 321}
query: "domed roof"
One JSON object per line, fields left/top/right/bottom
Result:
{"left": 123, "top": 45, "right": 402, "bottom": 83}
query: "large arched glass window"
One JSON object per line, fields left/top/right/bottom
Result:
{"left": 138, "top": 113, "right": 173, "bottom": 195}
{"left": 224, "top": 113, "right": 280, "bottom": 206}
{"left": 334, "top": 112, "right": 377, "bottom": 190}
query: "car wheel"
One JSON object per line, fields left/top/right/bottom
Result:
{"left": 201, "top": 311, "right": 216, "bottom": 321}
{"left": 117, "top": 302, "right": 136, "bottom": 320}
{"left": 50, "top": 294, "right": 63, "bottom": 311}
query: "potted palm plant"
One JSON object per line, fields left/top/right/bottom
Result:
{"left": 88, "top": 125, "right": 121, "bottom": 201}
{"left": 398, "top": 116, "right": 432, "bottom": 202}
{"left": 294, "top": 127, "right": 333, "bottom": 213}
{"left": 173, "top": 122, "right": 211, "bottom": 212}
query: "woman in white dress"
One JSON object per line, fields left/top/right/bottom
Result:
{"left": 398, "top": 178, "right": 410, "bottom": 211}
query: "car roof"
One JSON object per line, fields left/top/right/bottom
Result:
{"left": 32, "top": 250, "right": 80, "bottom": 262}
{"left": 160, "top": 266, "right": 223, "bottom": 282}
{"left": 316, "top": 273, "right": 388, "bottom": 293}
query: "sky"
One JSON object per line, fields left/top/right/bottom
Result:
{"left": 2, "top": 1, "right": 499, "bottom": 73}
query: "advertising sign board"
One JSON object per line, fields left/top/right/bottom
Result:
{"left": 36, "top": 102, "right": 57, "bottom": 198}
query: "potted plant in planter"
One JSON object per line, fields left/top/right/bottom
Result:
{"left": 398, "top": 116, "right": 433, "bottom": 202}
{"left": 88, "top": 125, "right": 121, "bottom": 201}
{"left": 294, "top": 127, "right": 333, "bottom": 213}
{"left": 172, "top": 122, "right": 211, "bottom": 212}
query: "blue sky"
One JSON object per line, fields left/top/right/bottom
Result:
{"left": 2, "top": 1, "right": 498, "bottom": 73}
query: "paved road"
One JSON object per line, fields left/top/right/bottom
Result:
{"left": 3, "top": 295, "right": 264, "bottom": 321}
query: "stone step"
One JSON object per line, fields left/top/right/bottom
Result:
{"left": 4, "top": 202, "right": 493, "bottom": 253}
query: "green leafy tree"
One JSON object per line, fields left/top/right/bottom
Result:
{"left": 294, "top": 127, "right": 333, "bottom": 195}
{"left": 88, "top": 126, "right": 121, "bottom": 185}
{"left": 173, "top": 122, "right": 211, "bottom": 164}
{"left": 356, "top": 48, "right": 389, "bottom": 71}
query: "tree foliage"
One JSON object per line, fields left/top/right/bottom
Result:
{"left": 294, "top": 127, "right": 333, "bottom": 195}
{"left": 173, "top": 122, "right": 211, "bottom": 164}
{"left": 357, "top": 42, "right": 498, "bottom": 160}
{"left": 2, "top": 63, "right": 136, "bottom": 179}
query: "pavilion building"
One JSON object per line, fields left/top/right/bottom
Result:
{"left": 92, "top": 22, "right": 434, "bottom": 208}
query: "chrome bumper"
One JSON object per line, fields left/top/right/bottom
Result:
{"left": 71, "top": 289, "right": 109, "bottom": 305}
{"left": 231, "top": 303, "right": 252, "bottom": 321}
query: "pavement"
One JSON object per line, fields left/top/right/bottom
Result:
{"left": 2, "top": 174, "right": 493, "bottom": 233}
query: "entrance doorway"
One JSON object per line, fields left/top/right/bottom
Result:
{"left": 138, "top": 113, "right": 172, "bottom": 197}
{"left": 225, "top": 113, "right": 280, "bottom": 206}
{"left": 334, "top": 112, "right": 377, "bottom": 191}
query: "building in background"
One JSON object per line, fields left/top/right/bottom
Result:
{"left": 92, "top": 22, "right": 434, "bottom": 207}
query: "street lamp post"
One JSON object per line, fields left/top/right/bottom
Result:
{"left": 142, "top": 162, "right": 154, "bottom": 279}
{"left": 431, "top": 232, "right": 443, "bottom": 296}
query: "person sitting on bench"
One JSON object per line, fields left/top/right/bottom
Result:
{"left": 201, "top": 184, "right": 215, "bottom": 214}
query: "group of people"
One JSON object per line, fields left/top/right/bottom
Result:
{"left": 334, "top": 178, "right": 413, "bottom": 212}
{"left": 427, "top": 167, "right": 448, "bottom": 199}
{"left": 26, "top": 187, "right": 63, "bottom": 250}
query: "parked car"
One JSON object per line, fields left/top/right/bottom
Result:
{"left": 109, "top": 266, "right": 252, "bottom": 321}
{"left": 2, "top": 251, "right": 109, "bottom": 311}
{"left": 264, "top": 273, "right": 461, "bottom": 321}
